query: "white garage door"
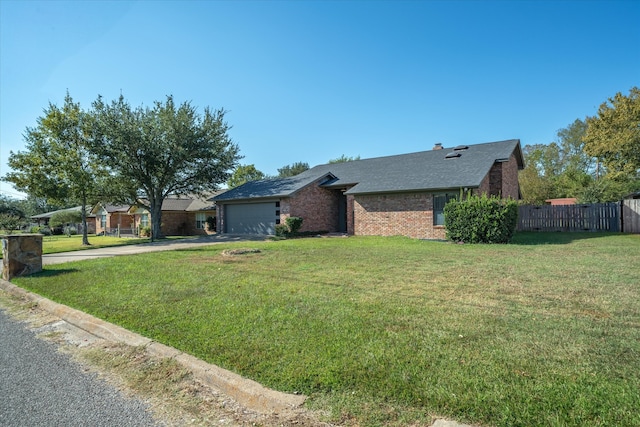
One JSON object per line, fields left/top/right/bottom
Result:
{"left": 224, "top": 202, "right": 277, "bottom": 235}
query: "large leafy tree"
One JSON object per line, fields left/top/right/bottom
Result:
{"left": 519, "top": 143, "right": 562, "bottom": 204}
{"left": 0, "top": 195, "right": 28, "bottom": 233}
{"left": 584, "top": 87, "right": 640, "bottom": 182}
{"left": 329, "top": 154, "right": 360, "bottom": 163}
{"left": 277, "top": 162, "right": 309, "bottom": 177}
{"left": 92, "top": 95, "right": 241, "bottom": 240}
{"left": 519, "top": 119, "right": 598, "bottom": 204}
{"left": 227, "top": 164, "right": 265, "bottom": 188}
{"left": 4, "top": 93, "right": 106, "bottom": 245}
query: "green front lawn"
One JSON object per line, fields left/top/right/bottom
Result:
{"left": 0, "top": 234, "right": 198, "bottom": 258}
{"left": 11, "top": 233, "right": 640, "bottom": 426}
{"left": 40, "top": 234, "right": 152, "bottom": 254}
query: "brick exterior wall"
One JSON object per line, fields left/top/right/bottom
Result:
{"left": 134, "top": 210, "right": 215, "bottom": 236}
{"left": 95, "top": 212, "right": 133, "bottom": 235}
{"left": 284, "top": 180, "right": 342, "bottom": 233}
{"left": 346, "top": 194, "right": 355, "bottom": 235}
{"left": 353, "top": 192, "right": 446, "bottom": 240}
{"left": 476, "top": 154, "right": 520, "bottom": 199}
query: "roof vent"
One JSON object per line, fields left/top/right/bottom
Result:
{"left": 433, "top": 143, "right": 443, "bottom": 150}
{"left": 445, "top": 152, "right": 461, "bottom": 159}
{"left": 453, "top": 145, "right": 469, "bottom": 151}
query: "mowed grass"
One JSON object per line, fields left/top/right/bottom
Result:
{"left": 42, "top": 235, "right": 151, "bottom": 254}
{"left": 0, "top": 234, "right": 150, "bottom": 259}
{"left": 12, "top": 233, "right": 640, "bottom": 426}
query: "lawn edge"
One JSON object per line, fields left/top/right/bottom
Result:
{"left": 0, "top": 278, "right": 307, "bottom": 414}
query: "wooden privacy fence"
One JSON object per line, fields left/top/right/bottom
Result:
{"left": 622, "top": 199, "right": 640, "bottom": 233}
{"left": 518, "top": 203, "right": 620, "bottom": 232}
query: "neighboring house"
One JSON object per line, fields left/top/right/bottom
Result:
{"left": 214, "top": 139, "right": 524, "bottom": 239}
{"left": 545, "top": 198, "right": 577, "bottom": 206}
{"left": 31, "top": 206, "right": 96, "bottom": 234}
{"left": 128, "top": 194, "right": 218, "bottom": 236}
{"left": 91, "top": 204, "right": 133, "bottom": 236}
{"left": 92, "top": 193, "right": 220, "bottom": 237}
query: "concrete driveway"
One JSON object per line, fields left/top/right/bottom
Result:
{"left": 43, "top": 234, "right": 268, "bottom": 265}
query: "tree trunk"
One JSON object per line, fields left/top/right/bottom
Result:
{"left": 80, "top": 192, "right": 90, "bottom": 246}
{"left": 149, "top": 196, "right": 164, "bottom": 242}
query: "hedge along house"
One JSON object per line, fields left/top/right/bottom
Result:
{"left": 214, "top": 139, "right": 524, "bottom": 240}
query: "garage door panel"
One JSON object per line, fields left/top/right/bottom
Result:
{"left": 225, "top": 203, "right": 276, "bottom": 235}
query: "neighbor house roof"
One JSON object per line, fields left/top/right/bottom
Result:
{"left": 89, "top": 193, "right": 221, "bottom": 216}
{"left": 159, "top": 195, "right": 217, "bottom": 212}
{"left": 215, "top": 139, "right": 524, "bottom": 202}
{"left": 32, "top": 206, "right": 95, "bottom": 220}
{"left": 128, "top": 192, "right": 221, "bottom": 214}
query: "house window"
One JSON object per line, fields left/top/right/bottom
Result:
{"left": 195, "top": 212, "right": 206, "bottom": 229}
{"left": 140, "top": 214, "right": 149, "bottom": 227}
{"left": 275, "top": 201, "right": 280, "bottom": 208}
{"left": 433, "top": 193, "right": 458, "bottom": 225}
{"left": 101, "top": 214, "right": 107, "bottom": 229}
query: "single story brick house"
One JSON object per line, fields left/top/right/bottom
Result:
{"left": 92, "top": 204, "right": 132, "bottom": 235}
{"left": 214, "top": 139, "right": 524, "bottom": 239}
{"left": 92, "top": 193, "right": 219, "bottom": 236}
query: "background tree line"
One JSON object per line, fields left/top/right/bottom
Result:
{"left": 519, "top": 87, "right": 639, "bottom": 204}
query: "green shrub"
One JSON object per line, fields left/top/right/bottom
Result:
{"left": 275, "top": 223, "right": 289, "bottom": 237}
{"left": 29, "top": 226, "right": 42, "bottom": 234}
{"left": 444, "top": 194, "right": 518, "bottom": 243}
{"left": 285, "top": 216, "right": 303, "bottom": 234}
{"left": 39, "top": 227, "right": 52, "bottom": 236}
{"left": 139, "top": 226, "right": 152, "bottom": 237}
{"left": 49, "top": 210, "right": 82, "bottom": 228}
{"left": 63, "top": 226, "right": 78, "bottom": 236}
{"left": 274, "top": 217, "right": 304, "bottom": 238}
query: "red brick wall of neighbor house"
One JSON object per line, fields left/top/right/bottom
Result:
{"left": 353, "top": 192, "right": 446, "bottom": 240}
{"left": 286, "top": 184, "right": 342, "bottom": 233}
{"left": 141, "top": 211, "right": 215, "bottom": 236}
{"left": 477, "top": 154, "right": 520, "bottom": 199}
{"left": 95, "top": 212, "right": 133, "bottom": 234}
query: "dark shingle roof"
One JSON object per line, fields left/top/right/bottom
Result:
{"left": 215, "top": 139, "right": 523, "bottom": 201}
{"left": 31, "top": 206, "right": 96, "bottom": 220}
{"left": 214, "top": 173, "right": 335, "bottom": 201}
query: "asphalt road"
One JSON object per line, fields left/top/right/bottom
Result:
{"left": 0, "top": 309, "right": 160, "bottom": 427}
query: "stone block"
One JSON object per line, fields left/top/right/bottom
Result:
{"left": 1, "top": 234, "right": 43, "bottom": 280}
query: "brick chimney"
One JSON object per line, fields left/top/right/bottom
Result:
{"left": 433, "top": 143, "right": 443, "bottom": 150}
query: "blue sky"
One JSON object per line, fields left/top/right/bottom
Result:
{"left": 1, "top": 0, "right": 638, "bottom": 198}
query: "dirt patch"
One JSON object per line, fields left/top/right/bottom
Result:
{"left": 221, "top": 248, "right": 262, "bottom": 256}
